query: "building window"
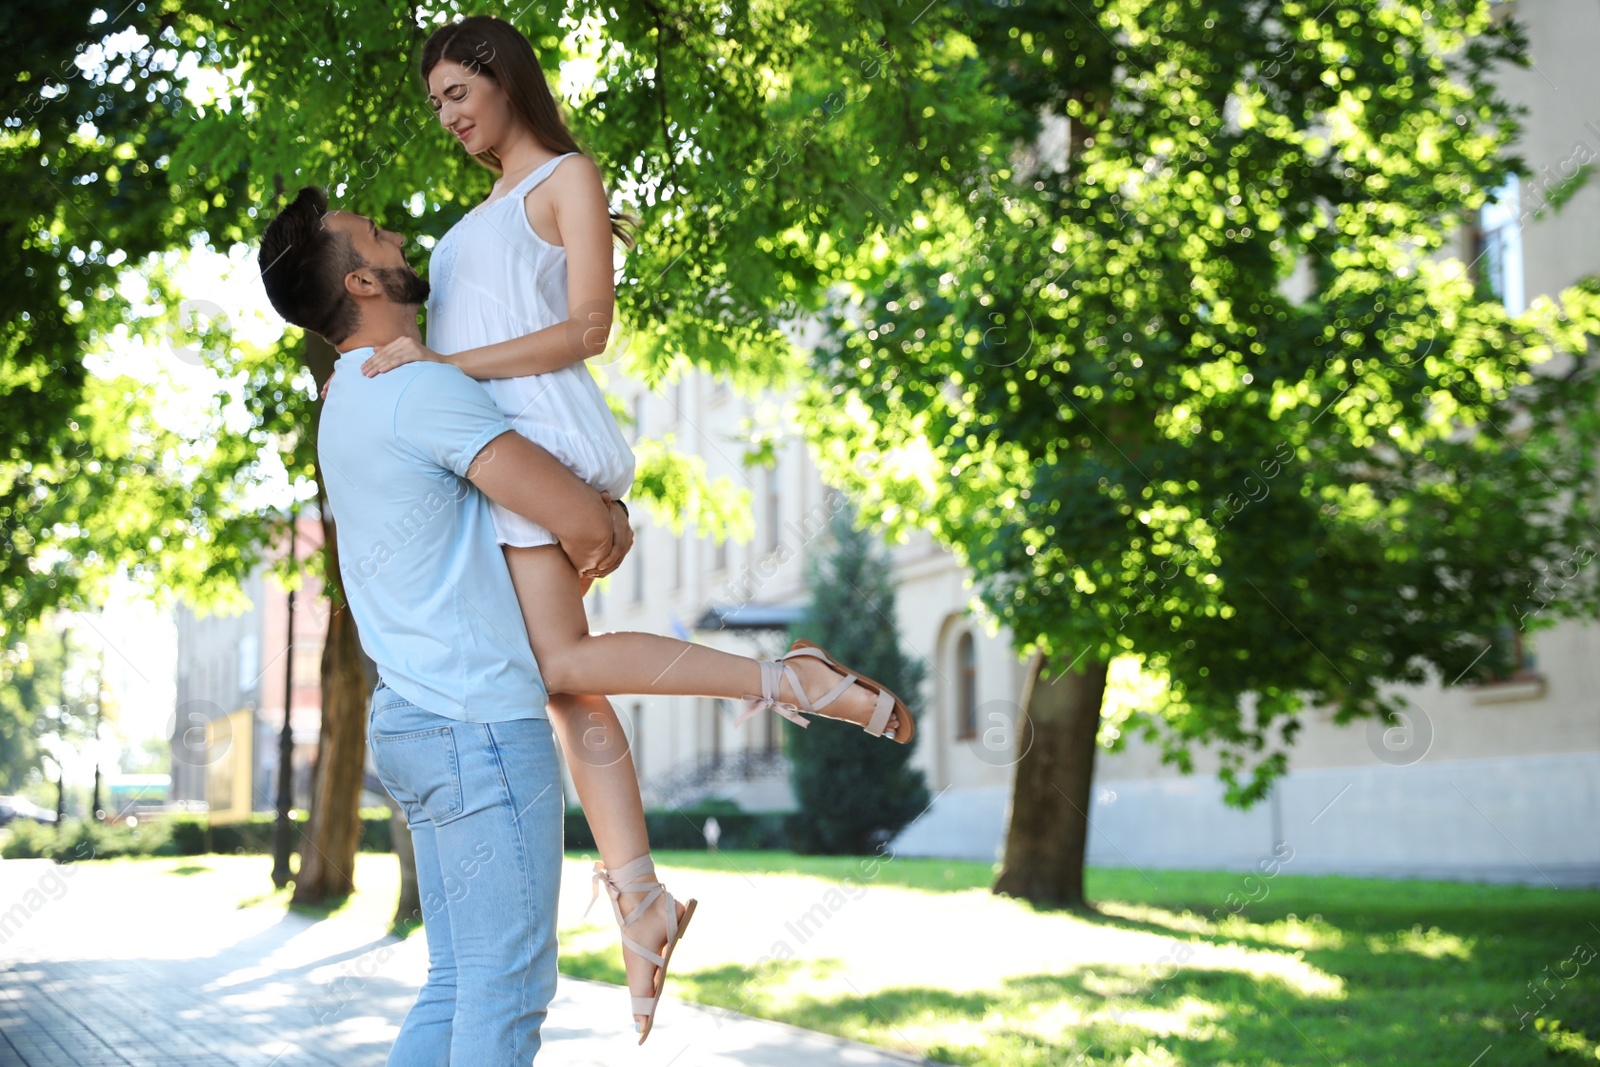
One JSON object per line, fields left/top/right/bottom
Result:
{"left": 710, "top": 698, "right": 725, "bottom": 762}
{"left": 630, "top": 701, "right": 643, "bottom": 778}
{"left": 765, "top": 463, "right": 782, "bottom": 552}
{"left": 1481, "top": 622, "right": 1538, "bottom": 683}
{"left": 673, "top": 532, "right": 685, "bottom": 591}
{"left": 1475, "top": 172, "right": 1525, "bottom": 315}
{"left": 714, "top": 534, "right": 728, "bottom": 573}
{"left": 631, "top": 535, "right": 645, "bottom": 604}
{"left": 956, "top": 632, "right": 978, "bottom": 739}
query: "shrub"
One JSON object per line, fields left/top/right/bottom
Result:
{"left": 0, "top": 819, "right": 174, "bottom": 862}
{"left": 564, "top": 805, "right": 790, "bottom": 853}
{"left": 39, "top": 808, "right": 398, "bottom": 859}
{"left": 0, "top": 820, "right": 58, "bottom": 859}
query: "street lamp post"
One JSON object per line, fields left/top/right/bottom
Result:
{"left": 91, "top": 643, "right": 105, "bottom": 821}
{"left": 271, "top": 510, "right": 299, "bottom": 890}
{"left": 39, "top": 753, "right": 64, "bottom": 832}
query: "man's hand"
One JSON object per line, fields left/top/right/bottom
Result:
{"left": 363, "top": 337, "right": 445, "bottom": 376}
{"left": 577, "top": 493, "right": 633, "bottom": 581}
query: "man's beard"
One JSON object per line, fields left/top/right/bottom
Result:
{"left": 373, "top": 264, "right": 431, "bottom": 305}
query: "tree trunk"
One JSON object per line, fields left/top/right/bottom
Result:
{"left": 290, "top": 332, "right": 371, "bottom": 906}
{"left": 389, "top": 804, "right": 421, "bottom": 931}
{"left": 992, "top": 654, "right": 1110, "bottom": 909}
{"left": 290, "top": 591, "right": 369, "bottom": 904}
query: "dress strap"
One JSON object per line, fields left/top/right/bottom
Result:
{"left": 507, "top": 151, "right": 580, "bottom": 198}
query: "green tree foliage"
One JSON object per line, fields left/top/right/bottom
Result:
{"left": 4, "top": 0, "right": 986, "bottom": 631}
{"left": 2, "top": 2, "right": 264, "bottom": 637}
{"left": 799, "top": 1, "right": 1600, "bottom": 902}
{"left": 0, "top": 615, "right": 100, "bottom": 805}
{"left": 788, "top": 507, "right": 930, "bottom": 854}
{"left": 0, "top": 621, "right": 69, "bottom": 793}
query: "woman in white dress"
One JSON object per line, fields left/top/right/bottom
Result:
{"left": 358, "top": 15, "right": 917, "bottom": 1043}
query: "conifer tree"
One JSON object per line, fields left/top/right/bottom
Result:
{"left": 787, "top": 509, "right": 931, "bottom": 855}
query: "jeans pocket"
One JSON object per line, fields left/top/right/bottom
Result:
{"left": 371, "top": 725, "right": 465, "bottom": 826}
{"left": 372, "top": 685, "right": 409, "bottom": 717}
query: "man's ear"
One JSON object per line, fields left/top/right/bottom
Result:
{"left": 344, "top": 267, "right": 378, "bottom": 298}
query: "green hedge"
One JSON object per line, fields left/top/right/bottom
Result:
{"left": 0, "top": 808, "right": 397, "bottom": 861}
{"left": 563, "top": 803, "right": 790, "bottom": 853}
{"left": 0, "top": 818, "right": 176, "bottom": 861}
{"left": 3, "top": 804, "right": 792, "bottom": 862}
{"left": 164, "top": 808, "right": 396, "bottom": 855}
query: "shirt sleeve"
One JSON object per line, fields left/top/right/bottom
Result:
{"left": 392, "top": 366, "right": 513, "bottom": 478}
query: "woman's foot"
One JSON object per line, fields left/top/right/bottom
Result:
{"left": 588, "top": 855, "right": 697, "bottom": 1043}
{"left": 780, "top": 655, "right": 904, "bottom": 736}
{"left": 617, "top": 887, "right": 691, "bottom": 1033}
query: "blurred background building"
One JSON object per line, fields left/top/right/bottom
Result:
{"left": 170, "top": 515, "right": 327, "bottom": 818}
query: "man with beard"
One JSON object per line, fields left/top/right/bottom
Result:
{"left": 257, "top": 186, "right": 632, "bottom": 1062}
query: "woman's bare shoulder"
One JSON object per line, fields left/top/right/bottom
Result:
{"left": 545, "top": 151, "right": 605, "bottom": 195}
{"left": 525, "top": 153, "right": 611, "bottom": 247}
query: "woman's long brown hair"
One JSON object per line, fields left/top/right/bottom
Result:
{"left": 422, "top": 16, "right": 637, "bottom": 248}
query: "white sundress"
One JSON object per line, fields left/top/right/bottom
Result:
{"left": 426, "top": 151, "right": 636, "bottom": 548}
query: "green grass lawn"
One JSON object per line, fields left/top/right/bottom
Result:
{"left": 629, "top": 847, "right": 999, "bottom": 892}
{"left": 560, "top": 850, "right": 1600, "bottom": 1066}
{"left": 58, "top": 848, "right": 1600, "bottom": 1065}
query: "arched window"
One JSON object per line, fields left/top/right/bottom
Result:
{"left": 957, "top": 632, "right": 978, "bottom": 739}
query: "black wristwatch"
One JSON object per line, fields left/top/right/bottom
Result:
{"left": 613, "top": 498, "right": 629, "bottom": 518}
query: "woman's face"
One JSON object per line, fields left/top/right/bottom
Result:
{"left": 426, "top": 59, "right": 513, "bottom": 157}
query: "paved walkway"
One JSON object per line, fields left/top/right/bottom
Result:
{"left": 0, "top": 857, "right": 938, "bottom": 1067}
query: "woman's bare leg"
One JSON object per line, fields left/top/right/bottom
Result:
{"left": 505, "top": 542, "right": 898, "bottom": 1033}
{"left": 544, "top": 691, "right": 677, "bottom": 1032}
{"left": 503, "top": 545, "right": 900, "bottom": 733}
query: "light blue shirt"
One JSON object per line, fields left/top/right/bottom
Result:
{"left": 317, "top": 346, "right": 548, "bottom": 721}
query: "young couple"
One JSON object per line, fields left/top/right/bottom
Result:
{"left": 257, "top": 14, "right": 914, "bottom": 1065}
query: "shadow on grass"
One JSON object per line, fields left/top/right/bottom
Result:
{"left": 165, "top": 863, "right": 212, "bottom": 876}
{"left": 389, "top": 912, "right": 423, "bottom": 940}
{"left": 231, "top": 883, "right": 358, "bottom": 923}
{"left": 558, "top": 864, "right": 1600, "bottom": 1065}
{"left": 604, "top": 850, "right": 1000, "bottom": 894}
{"left": 655, "top": 959, "right": 1524, "bottom": 1067}
{"left": 614, "top": 892, "right": 1597, "bottom": 1066}
{"left": 288, "top": 891, "right": 355, "bottom": 920}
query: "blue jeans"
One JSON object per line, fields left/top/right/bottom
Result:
{"left": 367, "top": 684, "right": 563, "bottom": 1065}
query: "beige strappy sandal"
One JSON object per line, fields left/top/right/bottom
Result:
{"left": 587, "top": 854, "right": 698, "bottom": 1044}
{"left": 734, "top": 638, "right": 916, "bottom": 744}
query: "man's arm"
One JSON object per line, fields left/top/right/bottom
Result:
{"left": 466, "top": 430, "right": 632, "bottom": 576}
{"left": 392, "top": 366, "right": 632, "bottom": 576}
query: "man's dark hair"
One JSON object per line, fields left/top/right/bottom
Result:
{"left": 258, "top": 186, "right": 364, "bottom": 343}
